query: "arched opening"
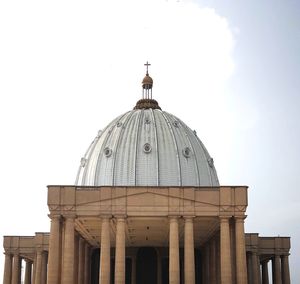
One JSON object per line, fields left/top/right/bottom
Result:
{"left": 136, "top": 247, "right": 157, "bottom": 284}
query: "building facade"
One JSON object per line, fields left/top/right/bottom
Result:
{"left": 3, "top": 67, "right": 291, "bottom": 284}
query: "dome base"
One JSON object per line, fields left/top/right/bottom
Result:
{"left": 134, "top": 99, "right": 161, "bottom": 110}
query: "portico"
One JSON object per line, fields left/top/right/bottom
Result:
{"left": 43, "top": 185, "right": 249, "bottom": 283}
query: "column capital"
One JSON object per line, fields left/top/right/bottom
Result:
{"left": 183, "top": 216, "right": 195, "bottom": 221}
{"left": 48, "top": 213, "right": 61, "bottom": 220}
{"left": 234, "top": 215, "right": 247, "bottom": 222}
{"left": 219, "top": 215, "right": 232, "bottom": 222}
{"left": 63, "top": 214, "right": 76, "bottom": 220}
{"left": 100, "top": 214, "right": 112, "bottom": 220}
{"left": 168, "top": 215, "right": 180, "bottom": 222}
{"left": 114, "top": 214, "right": 127, "bottom": 220}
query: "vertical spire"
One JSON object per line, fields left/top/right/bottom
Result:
{"left": 134, "top": 62, "right": 161, "bottom": 110}
{"left": 142, "top": 61, "right": 153, "bottom": 99}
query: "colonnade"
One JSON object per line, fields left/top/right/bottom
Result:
{"left": 7, "top": 214, "right": 291, "bottom": 284}
{"left": 3, "top": 250, "right": 47, "bottom": 284}
{"left": 247, "top": 252, "right": 290, "bottom": 284}
{"left": 201, "top": 216, "right": 248, "bottom": 284}
{"left": 47, "top": 215, "right": 91, "bottom": 284}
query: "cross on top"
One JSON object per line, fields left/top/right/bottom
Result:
{"left": 144, "top": 61, "right": 151, "bottom": 75}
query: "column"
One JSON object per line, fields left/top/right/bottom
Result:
{"left": 131, "top": 255, "right": 136, "bottom": 284}
{"left": 11, "top": 253, "right": 21, "bottom": 284}
{"left": 47, "top": 215, "right": 61, "bottom": 284}
{"left": 62, "top": 216, "right": 75, "bottom": 284}
{"left": 220, "top": 216, "right": 232, "bottom": 284}
{"left": 246, "top": 253, "right": 252, "bottom": 284}
{"left": 84, "top": 243, "right": 90, "bottom": 284}
{"left": 24, "top": 260, "right": 32, "bottom": 284}
{"left": 115, "top": 217, "right": 126, "bottom": 284}
{"left": 204, "top": 244, "right": 210, "bottom": 284}
{"left": 35, "top": 250, "right": 43, "bottom": 284}
{"left": 281, "top": 255, "right": 290, "bottom": 284}
{"left": 78, "top": 238, "right": 85, "bottom": 284}
{"left": 209, "top": 238, "right": 217, "bottom": 284}
{"left": 3, "top": 253, "right": 12, "bottom": 284}
{"left": 74, "top": 235, "right": 79, "bottom": 284}
{"left": 184, "top": 217, "right": 195, "bottom": 284}
{"left": 272, "top": 255, "right": 282, "bottom": 284}
{"left": 216, "top": 236, "right": 221, "bottom": 284}
{"left": 100, "top": 217, "right": 111, "bottom": 284}
{"left": 32, "top": 255, "right": 36, "bottom": 284}
{"left": 41, "top": 252, "right": 48, "bottom": 284}
{"left": 261, "top": 260, "right": 269, "bottom": 284}
{"left": 169, "top": 217, "right": 180, "bottom": 284}
{"left": 252, "top": 251, "right": 260, "bottom": 284}
{"left": 157, "top": 249, "right": 162, "bottom": 284}
{"left": 235, "top": 216, "right": 248, "bottom": 284}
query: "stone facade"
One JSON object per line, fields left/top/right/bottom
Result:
{"left": 3, "top": 186, "right": 291, "bottom": 283}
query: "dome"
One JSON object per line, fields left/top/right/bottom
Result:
{"left": 76, "top": 108, "right": 219, "bottom": 187}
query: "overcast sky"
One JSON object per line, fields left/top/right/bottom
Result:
{"left": 0, "top": 0, "right": 299, "bottom": 282}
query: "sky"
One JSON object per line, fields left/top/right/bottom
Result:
{"left": 0, "top": 0, "right": 299, "bottom": 282}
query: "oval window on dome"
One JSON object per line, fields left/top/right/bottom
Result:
{"left": 143, "top": 143, "right": 152, "bottom": 154}
{"left": 182, "top": 147, "right": 191, "bottom": 158}
{"left": 117, "top": 122, "right": 122, "bottom": 127}
{"left": 208, "top": 158, "right": 214, "bottom": 168}
{"left": 80, "top": 157, "right": 87, "bottom": 167}
{"left": 173, "top": 121, "right": 179, "bottom": 127}
{"left": 104, "top": 147, "right": 112, "bottom": 157}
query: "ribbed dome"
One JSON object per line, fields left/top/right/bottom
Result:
{"left": 76, "top": 108, "right": 219, "bottom": 187}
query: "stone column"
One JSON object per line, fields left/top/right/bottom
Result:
{"left": 272, "top": 255, "right": 282, "bottom": 284}
{"left": 47, "top": 215, "right": 61, "bottom": 284}
{"left": 32, "top": 255, "right": 36, "bottom": 284}
{"left": 157, "top": 249, "right": 162, "bottom": 284}
{"left": 235, "top": 216, "right": 248, "bottom": 284}
{"left": 84, "top": 243, "right": 90, "bottom": 284}
{"left": 62, "top": 216, "right": 75, "bottom": 284}
{"left": 78, "top": 238, "right": 85, "bottom": 284}
{"left": 252, "top": 251, "right": 260, "bottom": 284}
{"left": 205, "top": 244, "right": 210, "bottom": 284}
{"left": 131, "top": 255, "right": 136, "bottom": 284}
{"left": 100, "top": 217, "right": 111, "bottom": 284}
{"left": 216, "top": 236, "right": 221, "bottom": 284}
{"left": 3, "top": 253, "right": 12, "bottom": 284}
{"left": 35, "top": 250, "right": 43, "bottom": 284}
{"left": 115, "top": 217, "right": 126, "bottom": 284}
{"left": 184, "top": 217, "right": 195, "bottom": 284}
{"left": 220, "top": 216, "right": 232, "bottom": 284}
{"left": 261, "top": 260, "right": 269, "bottom": 284}
{"left": 11, "top": 253, "right": 21, "bottom": 284}
{"left": 169, "top": 217, "right": 180, "bottom": 284}
{"left": 41, "top": 252, "right": 48, "bottom": 284}
{"left": 210, "top": 238, "right": 217, "bottom": 284}
{"left": 74, "top": 234, "right": 79, "bottom": 284}
{"left": 281, "top": 255, "right": 290, "bottom": 284}
{"left": 24, "top": 260, "right": 32, "bottom": 284}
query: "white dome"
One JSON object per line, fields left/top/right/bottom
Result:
{"left": 76, "top": 108, "right": 219, "bottom": 187}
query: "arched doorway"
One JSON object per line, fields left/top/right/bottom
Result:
{"left": 136, "top": 247, "right": 158, "bottom": 284}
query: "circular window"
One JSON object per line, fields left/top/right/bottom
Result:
{"left": 145, "top": 118, "right": 151, "bottom": 124}
{"left": 208, "top": 158, "right": 214, "bottom": 168}
{"left": 143, "top": 143, "right": 152, "bottom": 154}
{"left": 182, "top": 147, "right": 191, "bottom": 158}
{"left": 104, "top": 147, "right": 112, "bottom": 157}
{"left": 117, "top": 122, "right": 122, "bottom": 127}
{"left": 173, "top": 121, "right": 179, "bottom": 127}
{"left": 80, "top": 157, "right": 87, "bottom": 167}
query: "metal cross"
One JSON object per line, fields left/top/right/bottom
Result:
{"left": 144, "top": 61, "right": 151, "bottom": 74}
